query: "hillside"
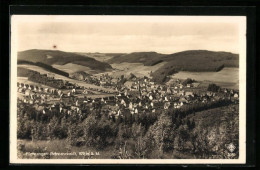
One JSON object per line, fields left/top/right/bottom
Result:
{"left": 78, "top": 52, "right": 125, "bottom": 62}
{"left": 17, "top": 60, "right": 69, "bottom": 77}
{"left": 71, "top": 71, "right": 91, "bottom": 81}
{"left": 151, "top": 50, "right": 239, "bottom": 83}
{"left": 107, "top": 52, "right": 165, "bottom": 66}
{"left": 18, "top": 49, "right": 112, "bottom": 71}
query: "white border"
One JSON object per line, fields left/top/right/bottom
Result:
{"left": 10, "top": 15, "right": 247, "bottom": 164}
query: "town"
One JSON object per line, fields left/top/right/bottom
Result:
{"left": 17, "top": 71, "right": 239, "bottom": 123}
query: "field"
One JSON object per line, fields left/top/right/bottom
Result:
{"left": 18, "top": 65, "right": 116, "bottom": 93}
{"left": 79, "top": 53, "right": 119, "bottom": 62}
{"left": 99, "top": 62, "right": 167, "bottom": 78}
{"left": 170, "top": 68, "right": 239, "bottom": 89}
{"left": 52, "top": 63, "right": 100, "bottom": 75}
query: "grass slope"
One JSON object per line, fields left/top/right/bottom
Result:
{"left": 18, "top": 60, "right": 69, "bottom": 77}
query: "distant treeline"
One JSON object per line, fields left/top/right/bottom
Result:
{"left": 18, "top": 60, "right": 69, "bottom": 77}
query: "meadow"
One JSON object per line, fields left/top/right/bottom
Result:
{"left": 170, "top": 68, "right": 239, "bottom": 89}
{"left": 103, "top": 62, "right": 167, "bottom": 78}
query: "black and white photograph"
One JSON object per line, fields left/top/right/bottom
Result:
{"left": 10, "top": 15, "right": 246, "bottom": 164}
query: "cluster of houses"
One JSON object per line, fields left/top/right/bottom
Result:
{"left": 17, "top": 74, "right": 239, "bottom": 121}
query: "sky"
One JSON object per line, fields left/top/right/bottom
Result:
{"left": 13, "top": 15, "right": 244, "bottom": 54}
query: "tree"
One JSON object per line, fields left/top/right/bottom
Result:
{"left": 182, "top": 78, "right": 194, "bottom": 86}
{"left": 133, "top": 136, "right": 148, "bottom": 159}
{"left": 175, "top": 124, "right": 190, "bottom": 150}
{"left": 17, "top": 116, "right": 33, "bottom": 139}
{"left": 207, "top": 83, "right": 220, "bottom": 92}
{"left": 131, "top": 123, "right": 145, "bottom": 140}
{"left": 82, "top": 114, "right": 117, "bottom": 149}
{"left": 147, "top": 112, "right": 175, "bottom": 156}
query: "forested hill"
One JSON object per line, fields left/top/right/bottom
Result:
{"left": 150, "top": 50, "right": 238, "bottom": 83}
{"left": 18, "top": 49, "right": 112, "bottom": 71}
{"left": 107, "top": 52, "right": 165, "bottom": 66}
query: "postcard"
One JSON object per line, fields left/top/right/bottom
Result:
{"left": 10, "top": 15, "right": 246, "bottom": 164}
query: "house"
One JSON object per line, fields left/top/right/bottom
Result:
{"left": 25, "top": 90, "right": 31, "bottom": 96}
{"left": 58, "top": 90, "right": 62, "bottom": 95}
{"left": 129, "top": 102, "right": 133, "bottom": 110}
{"left": 178, "top": 90, "right": 185, "bottom": 96}
{"left": 100, "top": 81, "right": 106, "bottom": 85}
{"left": 179, "top": 97, "right": 188, "bottom": 103}
{"left": 50, "top": 88, "right": 56, "bottom": 94}
{"left": 124, "top": 90, "right": 128, "bottom": 96}
{"left": 207, "top": 92, "right": 213, "bottom": 97}
{"left": 124, "top": 81, "right": 134, "bottom": 89}
{"left": 166, "top": 88, "right": 172, "bottom": 94}
{"left": 18, "top": 88, "right": 24, "bottom": 93}
{"left": 44, "top": 88, "right": 49, "bottom": 93}
{"left": 164, "top": 102, "right": 171, "bottom": 110}
{"left": 111, "top": 78, "right": 118, "bottom": 84}
{"left": 185, "top": 91, "right": 194, "bottom": 97}
{"left": 121, "top": 99, "right": 126, "bottom": 105}
{"left": 192, "top": 82, "right": 200, "bottom": 88}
